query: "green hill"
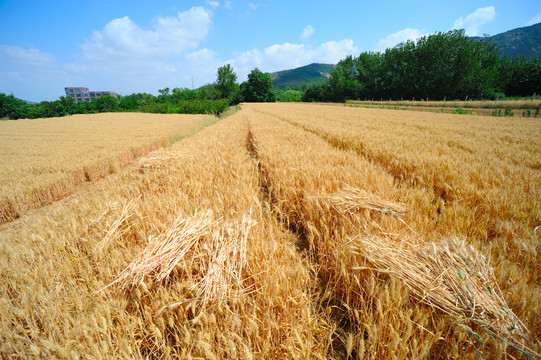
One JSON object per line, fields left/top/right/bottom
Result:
{"left": 475, "top": 22, "right": 541, "bottom": 60}
{"left": 270, "top": 63, "right": 335, "bottom": 89}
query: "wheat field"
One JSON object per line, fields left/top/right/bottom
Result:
{"left": 0, "top": 112, "right": 218, "bottom": 223}
{"left": 0, "top": 104, "right": 539, "bottom": 359}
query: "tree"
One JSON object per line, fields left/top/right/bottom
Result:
{"left": 158, "top": 87, "right": 171, "bottom": 97}
{"left": 216, "top": 64, "right": 239, "bottom": 99}
{"left": 92, "top": 95, "right": 119, "bottom": 112}
{"left": 197, "top": 83, "right": 221, "bottom": 100}
{"left": 0, "top": 93, "right": 30, "bottom": 119}
{"left": 240, "top": 68, "right": 276, "bottom": 102}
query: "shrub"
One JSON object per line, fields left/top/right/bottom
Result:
{"left": 452, "top": 107, "right": 473, "bottom": 115}
{"left": 137, "top": 99, "right": 229, "bottom": 116}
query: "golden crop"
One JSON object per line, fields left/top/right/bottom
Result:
{"left": 0, "top": 104, "right": 539, "bottom": 359}
{"left": 0, "top": 112, "right": 217, "bottom": 223}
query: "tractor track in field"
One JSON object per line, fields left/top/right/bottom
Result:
{"left": 245, "top": 125, "right": 354, "bottom": 359}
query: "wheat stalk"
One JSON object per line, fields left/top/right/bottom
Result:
{"left": 327, "top": 185, "right": 407, "bottom": 217}
{"left": 106, "top": 210, "right": 215, "bottom": 291}
{"left": 351, "top": 236, "right": 528, "bottom": 342}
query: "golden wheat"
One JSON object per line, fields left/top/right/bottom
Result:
{"left": 0, "top": 112, "right": 216, "bottom": 223}
{"left": 0, "top": 104, "right": 538, "bottom": 359}
{"left": 0, "top": 110, "right": 330, "bottom": 358}
{"left": 245, "top": 102, "right": 540, "bottom": 358}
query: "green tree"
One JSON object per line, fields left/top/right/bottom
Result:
{"left": 119, "top": 94, "right": 142, "bottom": 110}
{"left": 240, "top": 68, "right": 276, "bottom": 102}
{"left": 92, "top": 95, "right": 119, "bottom": 112}
{"left": 171, "top": 88, "right": 198, "bottom": 102}
{"left": 355, "top": 52, "right": 383, "bottom": 99}
{"left": 158, "top": 87, "right": 171, "bottom": 97}
{"left": 0, "top": 93, "right": 30, "bottom": 119}
{"left": 328, "top": 55, "right": 363, "bottom": 101}
{"left": 216, "top": 64, "right": 239, "bottom": 99}
{"left": 499, "top": 57, "right": 541, "bottom": 96}
{"left": 59, "top": 96, "right": 76, "bottom": 115}
{"left": 197, "top": 83, "right": 221, "bottom": 100}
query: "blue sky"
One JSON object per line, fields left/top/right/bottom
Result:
{"left": 1, "top": 0, "right": 540, "bottom": 102}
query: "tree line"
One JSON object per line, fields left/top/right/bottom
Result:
{"left": 303, "top": 29, "right": 541, "bottom": 102}
{"left": 1, "top": 66, "right": 278, "bottom": 120}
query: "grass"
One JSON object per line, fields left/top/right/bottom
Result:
{"left": 0, "top": 104, "right": 539, "bottom": 358}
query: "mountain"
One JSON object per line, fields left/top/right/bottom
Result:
{"left": 476, "top": 22, "right": 541, "bottom": 60}
{"left": 270, "top": 63, "right": 335, "bottom": 89}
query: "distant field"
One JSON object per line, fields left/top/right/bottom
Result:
{"left": 347, "top": 99, "right": 541, "bottom": 116}
{"left": 0, "top": 112, "right": 216, "bottom": 223}
{"left": 0, "top": 104, "right": 539, "bottom": 359}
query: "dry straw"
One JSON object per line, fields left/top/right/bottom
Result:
{"left": 107, "top": 210, "right": 215, "bottom": 291}
{"left": 103, "top": 210, "right": 257, "bottom": 306}
{"left": 326, "top": 185, "right": 529, "bottom": 350}
{"left": 138, "top": 150, "right": 191, "bottom": 169}
{"left": 93, "top": 197, "right": 139, "bottom": 258}
{"left": 351, "top": 236, "right": 529, "bottom": 346}
{"left": 196, "top": 214, "right": 257, "bottom": 303}
{"left": 327, "top": 184, "right": 407, "bottom": 217}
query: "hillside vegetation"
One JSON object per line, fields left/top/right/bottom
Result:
{"left": 270, "top": 63, "right": 334, "bottom": 90}
{"left": 476, "top": 22, "right": 541, "bottom": 60}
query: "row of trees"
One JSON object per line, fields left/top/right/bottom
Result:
{"left": 303, "top": 29, "right": 540, "bottom": 102}
{"left": 1, "top": 65, "right": 279, "bottom": 120}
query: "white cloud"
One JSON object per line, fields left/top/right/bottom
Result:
{"left": 248, "top": 2, "right": 259, "bottom": 10}
{"left": 229, "top": 39, "right": 357, "bottom": 81}
{"left": 527, "top": 12, "right": 541, "bottom": 26}
{"left": 0, "top": 45, "right": 69, "bottom": 101}
{"left": 0, "top": 45, "right": 56, "bottom": 67}
{"left": 375, "top": 28, "right": 424, "bottom": 52}
{"left": 80, "top": 7, "right": 212, "bottom": 62}
{"left": 300, "top": 25, "right": 315, "bottom": 41}
{"left": 206, "top": 1, "right": 220, "bottom": 9}
{"left": 180, "top": 49, "right": 221, "bottom": 87}
{"left": 51, "top": 6, "right": 217, "bottom": 95}
{"left": 453, "top": 6, "right": 496, "bottom": 36}
{"left": 224, "top": 1, "right": 232, "bottom": 10}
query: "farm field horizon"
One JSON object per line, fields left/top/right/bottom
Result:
{"left": 1, "top": 103, "right": 539, "bottom": 359}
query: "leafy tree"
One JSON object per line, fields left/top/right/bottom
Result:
{"left": 303, "top": 29, "right": 504, "bottom": 102}
{"left": 328, "top": 56, "right": 363, "bottom": 101}
{"left": 499, "top": 58, "right": 541, "bottom": 96}
{"left": 0, "top": 93, "right": 30, "bottom": 119}
{"left": 158, "top": 87, "right": 171, "bottom": 97}
{"left": 119, "top": 94, "right": 142, "bottom": 110}
{"left": 276, "top": 89, "right": 303, "bottom": 102}
{"left": 59, "top": 96, "right": 76, "bottom": 115}
{"left": 302, "top": 83, "right": 330, "bottom": 102}
{"left": 216, "top": 64, "right": 239, "bottom": 99}
{"left": 240, "top": 68, "right": 276, "bottom": 102}
{"left": 92, "top": 95, "right": 119, "bottom": 112}
{"left": 355, "top": 52, "right": 383, "bottom": 98}
{"left": 197, "top": 83, "right": 221, "bottom": 100}
{"left": 171, "top": 88, "right": 198, "bottom": 102}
